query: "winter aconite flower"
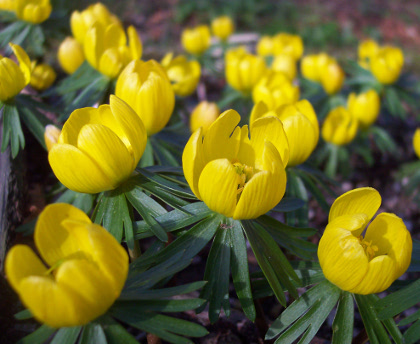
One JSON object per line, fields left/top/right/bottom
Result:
{"left": 211, "top": 16, "right": 234, "bottom": 41}
{"left": 347, "top": 89, "right": 380, "bottom": 129}
{"left": 183, "top": 109, "right": 288, "bottom": 220}
{"left": 414, "top": 128, "right": 420, "bottom": 159}
{"left": 115, "top": 59, "right": 175, "bottom": 135}
{"left": 322, "top": 106, "right": 358, "bottom": 146}
{"left": 44, "top": 125, "right": 61, "bottom": 152}
{"left": 30, "top": 62, "right": 56, "bottom": 91}
{"left": 57, "top": 37, "right": 85, "bottom": 74}
{"left": 181, "top": 25, "right": 211, "bottom": 56}
{"left": 10, "top": 0, "right": 52, "bottom": 24}
{"left": 250, "top": 100, "right": 319, "bottom": 167}
{"left": 0, "top": 43, "right": 31, "bottom": 102}
{"left": 370, "top": 46, "right": 404, "bottom": 85}
{"left": 48, "top": 95, "right": 147, "bottom": 194}
{"left": 358, "top": 39, "right": 379, "bottom": 69}
{"left": 271, "top": 54, "right": 297, "bottom": 81}
{"left": 161, "top": 53, "right": 201, "bottom": 97}
{"left": 5, "top": 203, "right": 129, "bottom": 327}
{"left": 318, "top": 187, "right": 412, "bottom": 295}
{"left": 190, "top": 101, "right": 220, "bottom": 134}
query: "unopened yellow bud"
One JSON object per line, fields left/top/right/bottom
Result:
{"left": 190, "top": 101, "right": 220, "bottom": 134}
{"left": 30, "top": 63, "right": 56, "bottom": 91}
{"left": 44, "top": 125, "right": 61, "bottom": 152}
{"left": 57, "top": 37, "right": 85, "bottom": 74}
{"left": 211, "top": 16, "right": 234, "bottom": 41}
{"left": 181, "top": 25, "right": 211, "bottom": 55}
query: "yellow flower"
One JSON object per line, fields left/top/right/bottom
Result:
{"left": 347, "top": 89, "right": 380, "bottom": 129}
{"left": 252, "top": 70, "right": 300, "bottom": 110}
{"left": 256, "top": 35, "right": 274, "bottom": 56}
{"left": 301, "top": 53, "right": 344, "bottom": 94}
{"left": 318, "top": 187, "right": 412, "bottom": 295}
{"left": 225, "top": 46, "right": 267, "bottom": 94}
{"left": 5, "top": 203, "right": 128, "bottom": 327}
{"left": 190, "top": 101, "right": 220, "bottom": 134}
{"left": 271, "top": 53, "right": 297, "bottom": 80}
{"left": 181, "top": 25, "right": 211, "bottom": 55}
{"left": 272, "top": 33, "right": 304, "bottom": 60}
{"left": 250, "top": 100, "right": 319, "bottom": 167}
{"left": 13, "top": 0, "right": 52, "bottom": 24}
{"left": 183, "top": 109, "right": 288, "bottom": 220}
{"left": 322, "top": 106, "right": 358, "bottom": 146}
{"left": 30, "top": 62, "right": 56, "bottom": 91}
{"left": 161, "top": 53, "right": 201, "bottom": 97}
{"left": 70, "top": 2, "right": 121, "bottom": 44}
{"left": 358, "top": 39, "right": 379, "bottom": 69}
{"left": 57, "top": 37, "right": 85, "bottom": 74}
{"left": 84, "top": 22, "right": 142, "bottom": 78}
{"left": 115, "top": 60, "right": 175, "bottom": 136}
{"left": 44, "top": 124, "right": 61, "bottom": 152}
{"left": 413, "top": 128, "right": 420, "bottom": 159}
{"left": 0, "top": 43, "right": 31, "bottom": 102}
{"left": 211, "top": 16, "right": 234, "bottom": 41}
{"left": 370, "top": 46, "right": 404, "bottom": 85}
{"left": 48, "top": 95, "right": 147, "bottom": 194}
{"left": 0, "top": 0, "right": 14, "bottom": 11}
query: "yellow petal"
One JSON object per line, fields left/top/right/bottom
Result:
{"left": 236, "top": 125, "right": 255, "bottom": 168}
{"left": 0, "top": 58, "right": 26, "bottom": 101}
{"left": 413, "top": 128, "right": 420, "bottom": 159}
{"left": 364, "top": 213, "right": 412, "bottom": 278}
{"left": 10, "top": 43, "right": 31, "bottom": 85}
{"left": 329, "top": 187, "right": 381, "bottom": 223}
{"left": 348, "top": 255, "right": 396, "bottom": 295}
{"left": 5, "top": 245, "right": 48, "bottom": 293}
{"left": 34, "top": 203, "right": 92, "bottom": 267}
{"left": 249, "top": 101, "right": 269, "bottom": 128}
{"left": 98, "top": 47, "right": 123, "bottom": 78}
{"left": 84, "top": 23, "right": 104, "bottom": 70}
{"left": 127, "top": 25, "right": 142, "bottom": 60}
{"left": 182, "top": 128, "right": 205, "bottom": 198}
{"left": 202, "top": 109, "right": 241, "bottom": 162}
{"left": 198, "top": 158, "right": 238, "bottom": 218}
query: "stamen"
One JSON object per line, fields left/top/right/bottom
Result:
{"left": 359, "top": 236, "right": 379, "bottom": 260}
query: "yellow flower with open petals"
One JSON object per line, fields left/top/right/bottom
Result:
{"left": 322, "top": 106, "right": 358, "bottom": 146}
{"left": 84, "top": 22, "right": 142, "bottom": 78}
{"left": 5, "top": 203, "right": 129, "bottom": 327}
{"left": 0, "top": 43, "right": 31, "bottom": 102}
{"left": 318, "top": 187, "right": 412, "bottom": 294}
{"left": 14, "top": 0, "right": 52, "bottom": 24}
{"left": 414, "top": 128, "right": 420, "bottom": 159}
{"left": 347, "top": 89, "right": 380, "bottom": 129}
{"left": 250, "top": 100, "right": 318, "bottom": 167}
{"left": 115, "top": 60, "right": 175, "bottom": 136}
{"left": 183, "top": 109, "right": 288, "bottom": 220}
{"left": 48, "top": 95, "right": 147, "bottom": 194}
{"left": 161, "top": 53, "right": 201, "bottom": 97}
{"left": 181, "top": 25, "right": 211, "bottom": 55}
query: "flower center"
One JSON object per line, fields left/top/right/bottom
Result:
{"left": 359, "top": 236, "right": 379, "bottom": 261}
{"left": 232, "top": 161, "right": 254, "bottom": 200}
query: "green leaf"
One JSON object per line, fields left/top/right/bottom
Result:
{"left": 257, "top": 215, "right": 317, "bottom": 237}
{"left": 0, "top": 21, "right": 26, "bottom": 47}
{"left": 384, "top": 86, "right": 405, "bottom": 118}
{"left": 115, "top": 298, "right": 206, "bottom": 313}
{"left": 17, "top": 325, "right": 56, "bottom": 344}
{"left": 50, "top": 327, "right": 82, "bottom": 344}
{"left": 79, "top": 323, "right": 107, "bottom": 344}
{"left": 404, "top": 320, "right": 420, "bottom": 344}
{"left": 242, "top": 220, "right": 300, "bottom": 306}
{"left": 100, "top": 317, "right": 138, "bottom": 344}
{"left": 399, "top": 309, "right": 420, "bottom": 326}
{"left": 230, "top": 220, "right": 256, "bottom": 321}
{"left": 139, "top": 139, "right": 154, "bottom": 167}
{"left": 198, "top": 222, "right": 231, "bottom": 322}
{"left": 332, "top": 291, "right": 354, "bottom": 344}
{"left": 55, "top": 189, "right": 95, "bottom": 213}
{"left": 271, "top": 197, "right": 306, "bottom": 212}
{"left": 1, "top": 103, "right": 24, "bottom": 158}
{"left": 14, "top": 309, "right": 32, "bottom": 320}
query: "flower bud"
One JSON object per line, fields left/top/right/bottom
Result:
{"left": 57, "top": 37, "right": 85, "bottom": 74}
{"left": 370, "top": 46, "right": 404, "bottom": 85}
{"left": 272, "top": 33, "right": 304, "bottom": 60}
{"left": 414, "top": 128, "right": 420, "bottom": 159}
{"left": 44, "top": 125, "right": 61, "bottom": 152}
{"left": 211, "top": 16, "right": 234, "bottom": 41}
{"left": 30, "top": 62, "right": 56, "bottom": 91}
{"left": 322, "top": 106, "right": 358, "bottom": 146}
{"left": 358, "top": 39, "right": 379, "bottom": 69}
{"left": 15, "top": 0, "right": 52, "bottom": 24}
{"left": 347, "top": 90, "right": 380, "bottom": 129}
{"left": 161, "top": 53, "right": 201, "bottom": 97}
{"left": 190, "top": 101, "right": 220, "bottom": 134}
{"left": 181, "top": 25, "right": 211, "bottom": 55}
{"left": 116, "top": 60, "right": 175, "bottom": 135}
{"left": 271, "top": 53, "right": 297, "bottom": 80}
{"left": 256, "top": 36, "right": 274, "bottom": 56}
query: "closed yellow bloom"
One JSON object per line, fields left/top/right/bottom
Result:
{"left": 57, "top": 37, "right": 85, "bottom": 74}
{"left": 358, "top": 39, "right": 379, "bottom": 69}
{"left": 190, "top": 101, "right": 220, "bottom": 134}
{"left": 0, "top": 0, "right": 13, "bottom": 10}
{"left": 256, "top": 35, "right": 274, "bottom": 56}
{"left": 318, "top": 187, "right": 412, "bottom": 295}
{"left": 413, "top": 128, "right": 420, "bottom": 159}
{"left": 115, "top": 60, "right": 175, "bottom": 136}
{"left": 30, "top": 62, "right": 56, "bottom": 91}
{"left": 272, "top": 53, "right": 297, "bottom": 80}
{"left": 181, "top": 25, "right": 211, "bottom": 55}
{"left": 250, "top": 100, "right": 319, "bottom": 167}
{"left": 12, "top": 0, "right": 52, "bottom": 24}
{"left": 161, "top": 53, "right": 201, "bottom": 97}
{"left": 0, "top": 43, "right": 31, "bottom": 102}
{"left": 84, "top": 23, "right": 142, "bottom": 78}
{"left": 48, "top": 95, "right": 147, "bottom": 194}
{"left": 211, "top": 16, "right": 234, "bottom": 41}
{"left": 225, "top": 46, "right": 267, "bottom": 94}
{"left": 370, "top": 46, "right": 404, "bottom": 85}
{"left": 272, "top": 33, "right": 304, "bottom": 60}
{"left": 252, "top": 70, "right": 300, "bottom": 110}
{"left": 44, "top": 124, "right": 61, "bottom": 152}
{"left": 347, "top": 90, "right": 380, "bottom": 129}
{"left": 70, "top": 2, "right": 121, "bottom": 44}
{"left": 301, "top": 53, "right": 329, "bottom": 82}
{"left": 183, "top": 109, "right": 289, "bottom": 220}
{"left": 5, "top": 203, "right": 129, "bottom": 327}
{"left": 322, "top": 106, "right": 358, "bottom": 146}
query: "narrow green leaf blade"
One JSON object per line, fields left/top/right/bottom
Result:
{"left": 50, "top": 327, "right": 82, "bottom": 344}
{"left": 332, "top": 291, "right": 354, "bottom": 344}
